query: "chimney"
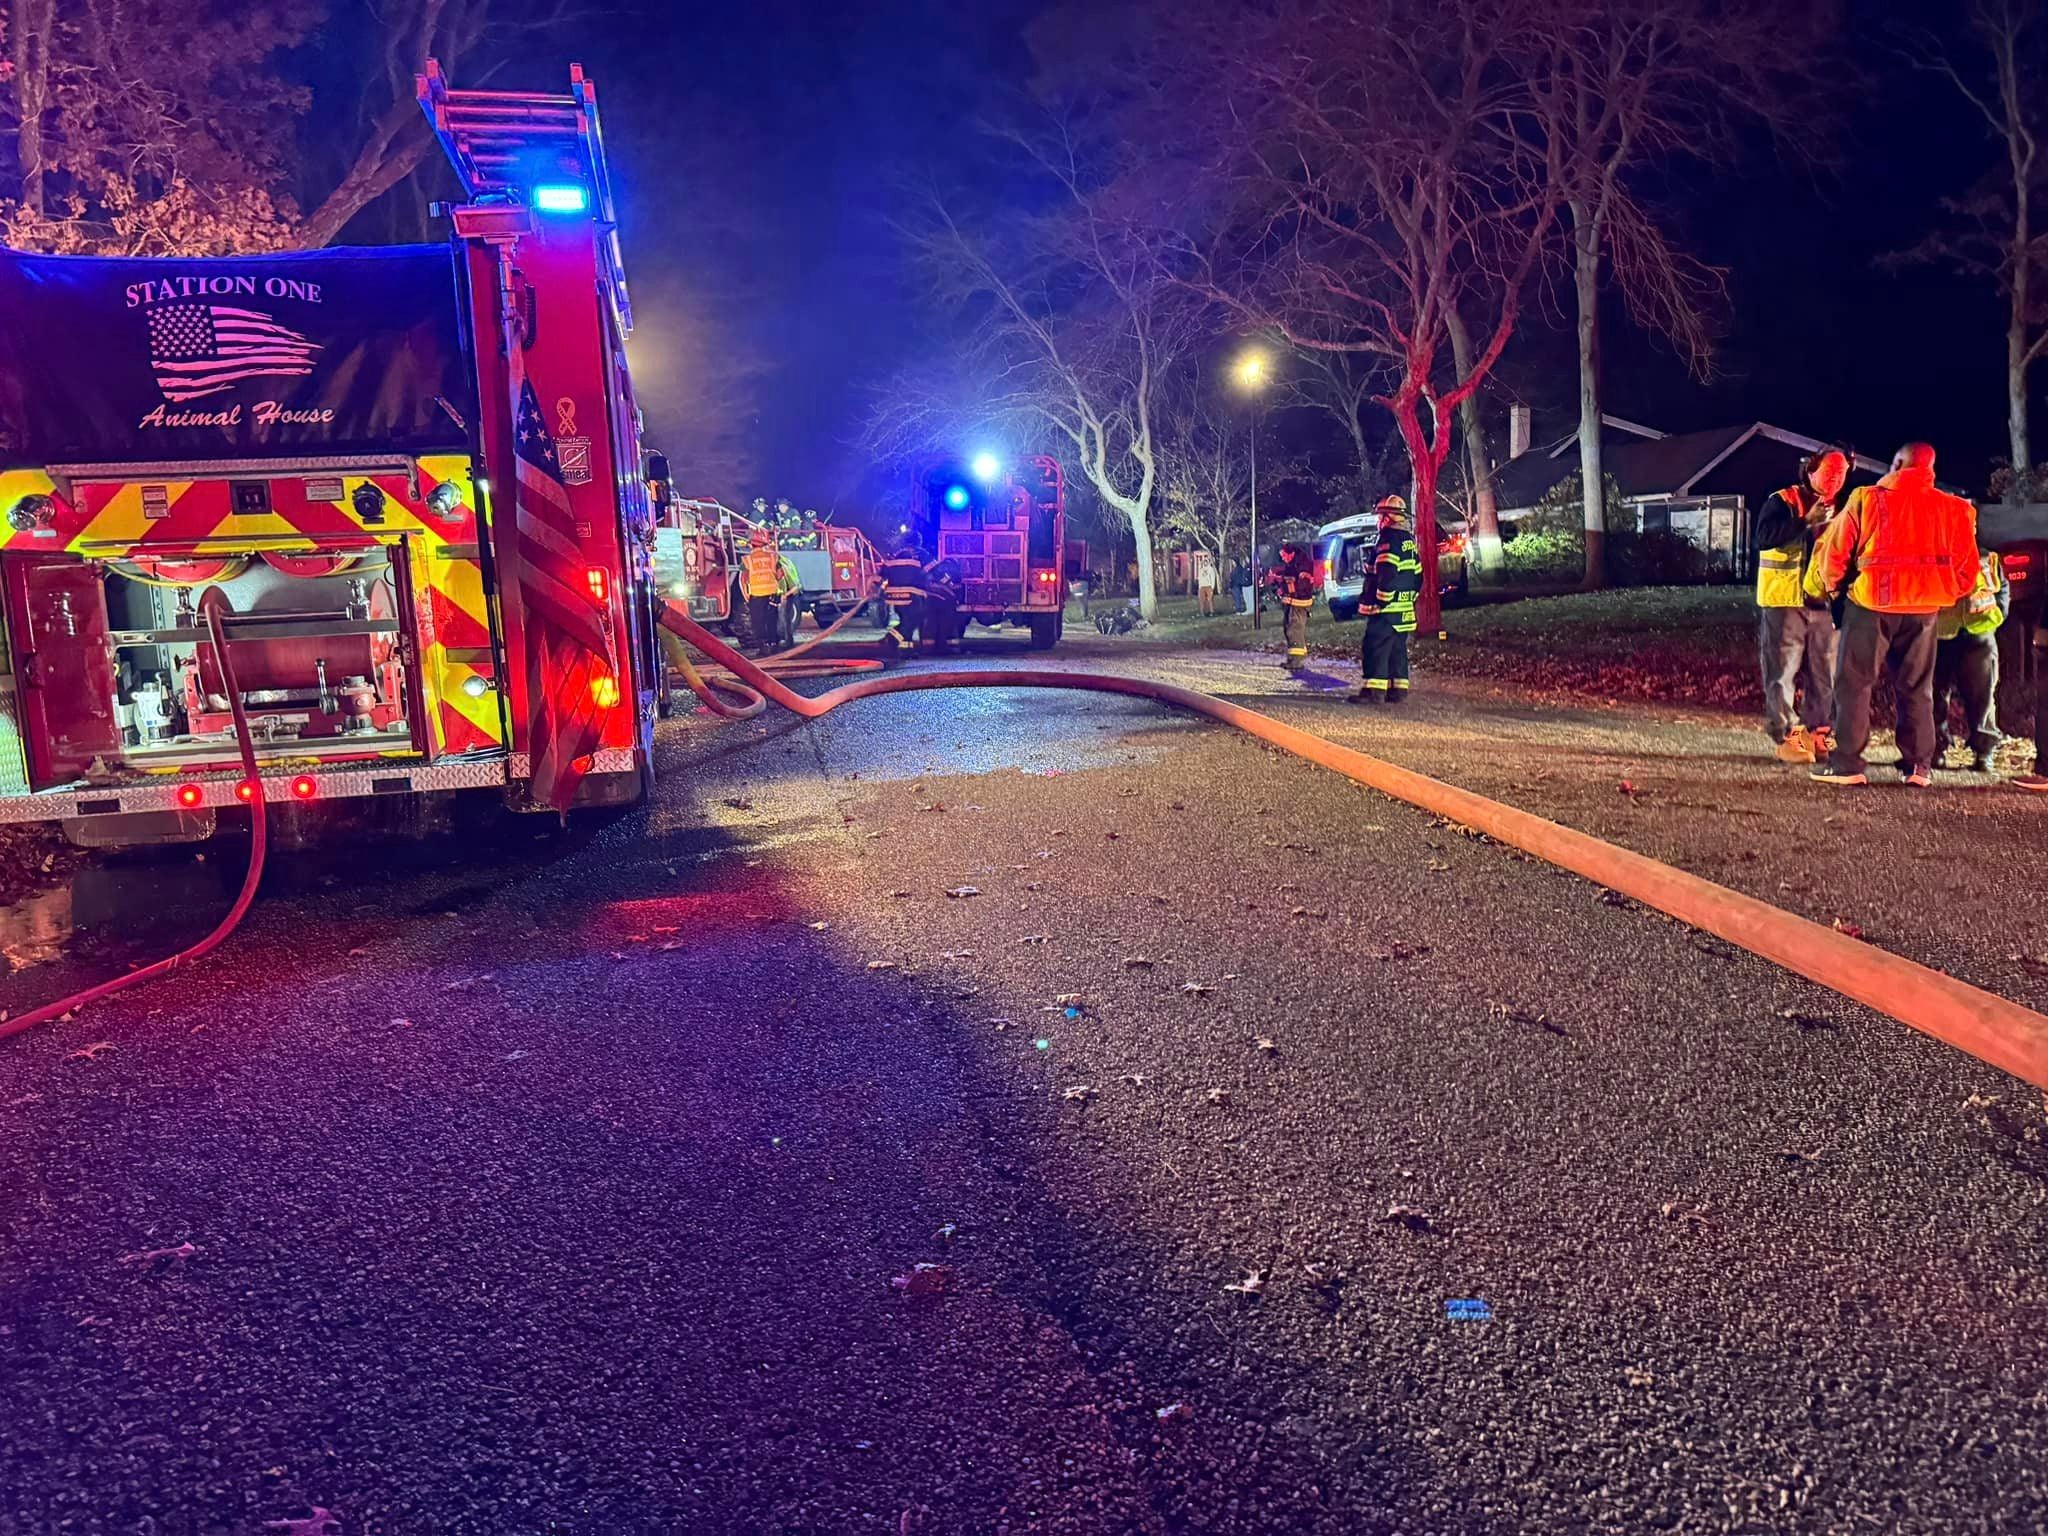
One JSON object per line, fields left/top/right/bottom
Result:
{"left": 1508, "top": 404, "right": 1532, "bottom": 460}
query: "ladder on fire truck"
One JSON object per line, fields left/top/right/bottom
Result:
{"left": 419, "top": 60, "right": 632, "bottom": 328}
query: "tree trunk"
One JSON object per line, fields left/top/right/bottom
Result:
{"left": 2009, "top": 174, "right": 2032, "bottom": 499}
{"left": 1392, "top": 393, "right": 1443, "bottom": 637}
{"left": 12, "top": 0, "right": 55, "bottom": 217}
{"left": 1572, "top": 203, "right": 1607, "bottom": 587}
{"left": 1127, "top": 507, "right": 1158, "bottom": 618}
{"left": 1446, "top": 305, "right": 1504, "bottom": 585}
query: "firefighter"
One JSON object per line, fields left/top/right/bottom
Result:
{"left": 1754, "top": 447, "right": 1848, "bottom": 763}
{"left": 741, "top": 527, "right": 786, "bottom": 652}
{"left": 1353, "top": 495, "right": 1422, "bottom": 704}
{"left": 880, "top": 542, "right": 928, "bottom": 651}
{"left": 1932, "top": 546, "right": 2008, "bottom": 771}
{"left": 1805, "top": 442, "right": 1981, "bottom": 787}
{"left": 922, "top": 551, "right": 963, "bottom": 652}
{"left": 1265, "top": 542, "right": 1318, "bottom": 671}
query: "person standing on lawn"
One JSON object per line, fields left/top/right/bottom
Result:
{"left": 1932, "top": 546, "right": 2008, "bottom": 772}
{"left": 1754, "top": 448, "right": 1849, "bottom": 763}
{"left": 1353, "top": 495, "right": 1422, "bottom": 705}
{"left": 1804, "top": 442, "right": 1981, "bottom": 787}
{"left": 1195, "top": 548, "right": 1220, "bottom": 616}
{"left": 1266, "top": 542, "right": 1319, "bottom": 672}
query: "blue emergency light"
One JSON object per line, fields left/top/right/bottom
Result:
{"left": 532, "top": 183, "right": 590, "bottom": 214}
{"left": 943, "top": 484, "right": 972, "bottom": 511}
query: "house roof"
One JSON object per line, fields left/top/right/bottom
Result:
{"left": 1492, "top": 421, "right": 1888, "bottom": 513}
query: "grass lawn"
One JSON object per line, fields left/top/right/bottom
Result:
{"left": 1087, "top": 586, "right": 1760, "bottom": 709}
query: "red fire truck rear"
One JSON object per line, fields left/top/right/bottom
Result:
{"left": 0, "top": 62, "right": 666, "bottom": 847}
{"left": 910, "top": 455, "right": 1067, "bottom": 648}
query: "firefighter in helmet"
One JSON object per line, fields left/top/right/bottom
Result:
{"left": 922, "top": 550, "right": 963, "bottom": 653}
{"left": 742, "top": 526, "right": 789, "bottom": 651}
{"left": 1354, "top": 495, "right": 1422, "bottom": 704}
{"left": 1265, "top": 541, "right": 1319, "bottom": 671}
{"left": 880, "top": 541, "right": 929, "bottom": 651}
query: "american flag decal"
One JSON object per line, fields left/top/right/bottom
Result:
{"left": 147, "top": 303, "right": 322, "bottom": 403}
{"left": 510, "top": 363, "right": 617, "bottom": 812}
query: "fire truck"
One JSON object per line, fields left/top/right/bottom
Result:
{"left": 0, "top": 61, "right": 665, "bottom": 846}
{"left": 648, "top": 481, "right": 882, "bottom": 646}
{"left": 910, "top": 455, "right": 1067, "bottom": 648}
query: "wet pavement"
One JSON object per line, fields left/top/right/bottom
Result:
{"left": 1, "top": 635, "right": 2044, "bottom": 1535}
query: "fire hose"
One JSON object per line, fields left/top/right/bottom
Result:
{"left": 656, "top": 603, "right": 2048, "bottom": 1094}
{"left": 5, "top": 596, "right": 2045, "bottom": 1099}
{"left": 0, "top": 607, "right": 266, "bottom": 1044}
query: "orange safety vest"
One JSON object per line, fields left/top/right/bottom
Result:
{"left": 744, "top": 544, "right": 782, "bottom": 598}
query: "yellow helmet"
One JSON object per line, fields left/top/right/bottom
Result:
{"left": 1375, "top": 494, "right": 1409, "bottom": 517}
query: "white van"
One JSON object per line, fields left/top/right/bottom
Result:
{"left": 1315, "top": 511, "right": 1469, "bottom": 620}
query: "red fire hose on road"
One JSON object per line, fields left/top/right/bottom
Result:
{"left": 656, "top": 603, "right": 2048, "bottom": 1093}
{"left": 0, "top": 607, "right": 267, "bottom": 1044}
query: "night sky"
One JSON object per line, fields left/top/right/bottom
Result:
{"left": 545, "top": 0, "right": 2030, "bottom": 510}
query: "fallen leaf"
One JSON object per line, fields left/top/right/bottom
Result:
{"left": 945, "top": 886, "right": 981, "bottom": 899}
{"left": 1204, "top": 1087, "right": 1231, "bottom": 1107}
{"left": 1119, "top": 1072, "right": 1147, "bottom": 1087}
{"left": 866, "top": 960, "right": 899, "bottom": 972}
{"left": 1156, "top": 1401, "right": 1194, "bottom": 1421}
{"left": 915, "top": 803, "right": 947, "bottom": 814}
{"left": 1425, "top": 859, "right": 1451, "bottom": 873}
{"left": 1254, "top": 1036, "right": 1278, "bottom": 1054}
{"left": 1774, "top": 1147, "right": 1823, "bottom": 1165}
{"left": 1053, "top": 992, "right": 1084, "bottom": 1006}
{"left": 721, "top": 796, "right": 754, "bottom": 811}
{"left": 652, "top": 925, "right": 681, "bottom": 934}
{"left": 1487, "top": 1001, "right": 1570, "bottom": 1038}
{"left": 1618, "top": 780, "right": 1639, "bottom": 798}
{"left": 1122, "top": 955, "right": 1155, "bottom": 968}
{"left": 1061, "top": 1085, "right": 1096, "bottom": 1103}
{"left": 263, "top": 1509, "right": 342, "bottom": 1536}
{"left": 1180, "top": 981, "right": 1213, "bottom": 996}
{"left": 1624, "top": 1367, "right": 1656, "bottom": 1389}
{"left": 890, "top": 1262, "right": 953, "bottom": 1297}
{"left": 808, "top": 921, "right": 831, "bottom": 931}
{"left": 1103, "top": 831, "right": 1121, "bottom": 842}
{"left": 1290, "top": 905, "right": 1329, "bottom": 919}
{"left": 1384, "top": 1204, "right": 1438, "bottom": 1234}
{"left": 1223, "top": 1266, "right": 1269, "bottom": 1295}
{"left": 1776, "top": 1008, "right": 1839, "bottom": 1033}
{"left": 1830, "top": 918, "right": 1866, "bottom": 941}
{"left": 119, "top": 1241, "right": 197, "bottom": 1266}
{"left": 986, "top": 1018, "right": 1013, "bottom": 1032}
{"left": 346, "top": 947, "right": 370, "bottom": 958}
{"left": 890, "top": 890, "right": 912, "bottom": 899}
{"left": 933, "top": 1223, "right": 958, "bottom": 1247}
{"left": 1657, "top": 1198, "right": 1713, "bottom": 1227}
{"left": 66, "top": 1042, "right": 116, "bottom": 1063}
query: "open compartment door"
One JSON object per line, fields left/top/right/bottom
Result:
{"left": 1, "top": 556, "right": 120, "bottom": 788}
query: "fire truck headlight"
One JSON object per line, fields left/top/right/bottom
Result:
{"left": 533, "top": 183, "right": 590, "bottom": 214}
{"left": 670, "top": 581, "right": 689, "bottom": 597}
{"left": 971, "top": 453, "right": 1001, "bottom": 482}
{"left": 7, "top": 493, "right": 54, "bottom": 531}
{"left": 461, "top": 675, "right": 493, "bottom": 699}
{"left": 351, "top": 482, "right": 387, "bottom": 524}
{"left": 425, "top": 481, "right": 465, "bottom": 520}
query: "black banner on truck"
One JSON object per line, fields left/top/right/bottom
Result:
{"left": 0, "top": 244, "right": 474, "bottom": 467}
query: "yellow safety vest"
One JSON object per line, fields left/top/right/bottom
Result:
{"left": 1937, "top": 551, "right": 2004, "bottom": 640}
{"left": 744, "top": 545, "right": 781, "bottom": 598}
{"left": 1756, "top": 486, "right": 1811, "bottom": 608}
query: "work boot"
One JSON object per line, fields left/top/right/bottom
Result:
{"left": 1775, "top": 729, "right": 1816, "bottom": 764}
{"left": 1351, "top": 686, "right": 1382, "bottom": 704}
{"left": 1385, "top": 688, "right": 1410, "bottom": 706}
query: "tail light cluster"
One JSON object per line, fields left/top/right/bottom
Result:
{"left": 1442, "top": 533, "right": 1468, "bottom": 555}
{"left": 1312, "top": 560, "right": 1328, "bottom": 586}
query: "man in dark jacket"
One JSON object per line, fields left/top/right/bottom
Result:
{"left": 1353, "top": 495, "right": 1422, "bottom": 704}
{"left": 880, "top": 543, "right": 928, "bottom": 651}
{"left": 1753, "top": 448, "right": 1848, "bottom": 763}
{"left": 1265, "top": 543, "right": 1318, "bottom": 671}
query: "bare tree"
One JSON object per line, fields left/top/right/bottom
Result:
{"left": 1516, "top": 0, "right": 1799, "bottom": 584}
{"left": 7, "top": 0, "right": 56, "bottom": 215}
{"left": 1272, "top": 341, "right": 1397, "bottom": 506}
{"left": 900, "top": 116, "right": 1203, "bottom": 619}
{"left": 1154, "top": 374, "right": 1254, "bottom": 570}
{"left": 1892, "top": 0, "right": 2047, "bottom": 494}
{"left": 1175, "top": 0, "right": 1560, "bottom": 633}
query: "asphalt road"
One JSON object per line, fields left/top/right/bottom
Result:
{"left": 1, "top": 636, "right": 2045, "bottom": 1535}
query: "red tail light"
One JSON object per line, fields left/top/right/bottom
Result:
{"left": 175, "top": 784, "right": 203, "bottom": 809}
{"left": 290, "top": 775, "right": 317, "bottom": 800}
{"left": 586, "top": 566, "right": 609, "bottom": 604}
{"left": 1443, "top": 533, "right": 1468, "bottom": 555}
{"left": 235, "top": 780, "right": 257, "bottom": 803}
{"left": 1313, "top": 560, "right": 1328, "bottom": 586}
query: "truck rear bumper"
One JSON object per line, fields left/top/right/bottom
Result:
{"left": 0, "top": 755, "right": 511, "bottom": 825}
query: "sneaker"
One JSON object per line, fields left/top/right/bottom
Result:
{"left": 2015, "top": 773, "right": 2048, "bottom": 792}
{"left": 1775, "top": 731, "right": 1816, "bottom": 764}
{"left": 1809, "top": 766, "right": 1868, "bottom": 786}
{"left": 1901, "top": 765, "right": 1932, "bottom": 788}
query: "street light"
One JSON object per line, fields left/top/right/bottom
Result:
{"left": 1232, "top": 348, "right": 1271, "bottom": 628}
